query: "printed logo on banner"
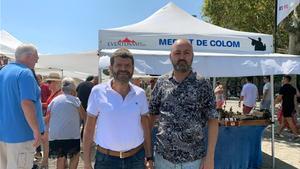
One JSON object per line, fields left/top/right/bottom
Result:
{"left": 279, "top": 4, "right": 289, "bottom": 11}
{"left": 158, "top": 38, "right": 241, "bottom": 48}
{"left": 248, "top": 37, "right": 266, "bottom": 51}
{"left": 107, "top": 37, "right": 146, "bottom": 47}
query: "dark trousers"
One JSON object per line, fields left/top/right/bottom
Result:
{"left": 36, "top": 145, "right": 41, "bottom": 152}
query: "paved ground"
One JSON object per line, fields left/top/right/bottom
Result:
{"left": 36, "top": 100, "right": 299, "bottom": 169}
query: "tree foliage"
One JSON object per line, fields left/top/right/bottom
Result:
{"left": 202, "top": 0, "right": 300, "bottom": 53}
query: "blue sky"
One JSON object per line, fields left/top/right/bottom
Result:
{"left": 1, "top": 0, "right": 203, "bottom": 54}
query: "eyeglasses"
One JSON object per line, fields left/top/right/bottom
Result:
{"left": 47, "top": 81, "right": 53, "bottom": 84}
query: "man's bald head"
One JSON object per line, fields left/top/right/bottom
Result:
{"left": 170, "top": 39, "right": 194, "bottom": 73}
{"left": 171, "top": 39, "right": 193, "bottom": 53}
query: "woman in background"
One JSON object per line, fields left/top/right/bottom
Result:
{"left": 48, "top": 77, "right": 85, "bottom": 169}
{"left": 214, "top": 81, "right": 226, "bottom": 111}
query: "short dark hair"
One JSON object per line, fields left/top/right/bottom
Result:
{"left": 246, "top": 76, "right": 253, "bottom": 82}
{"left": 283, "top": 75, "right": 292, "bottom": 82}
{"left": 110, "top": 48, "right": 134, "bottom": 66}
{"left": 86, "top": 75, "right": 94, "bottom": 81}
{"left": 216, "top": 81, "right": 220, "bottom": 85}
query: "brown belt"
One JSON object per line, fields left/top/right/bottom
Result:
{"left": 96, "top": 143, "right": 143, "bottom": 158}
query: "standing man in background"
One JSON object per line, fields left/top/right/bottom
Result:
{"left": 276, "top": 75, "right": 299, "bottom": 140}
{"left": 0, "top": 44, "right": 44, "bottom": 169}
{"left": 149, "top": 39, "right": 219, "bottom": 169}
{"left": 77, "top": 75, "right": 98, "bottom": 140}
{"left": 260, "top": 76, "right": 271, "bottom": 111}
{"left": 239, "top": 76, "right": 258, "bottom": 114}
{"left": 77, "top": 75, "right": 98, "bottom": 111}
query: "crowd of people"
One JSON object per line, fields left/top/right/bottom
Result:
{"left": 214, "top": 75, "right": 300, "bottom": 140}
{"left": 0, "top": 40, "right": 299, "bottom": 169}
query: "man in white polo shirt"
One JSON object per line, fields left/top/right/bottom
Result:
{"left": 239, "top": 76, "right": 258, "bottom": 114}
{"left": 83, "top": 48, "right": 153, "bottom": 169}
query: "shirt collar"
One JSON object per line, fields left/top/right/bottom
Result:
{"left": 106, "top": 79, "right": 136, "bottom": 95}
{"left": 11, "top": 62, "right": 29, "bottom": 69}
{"left": 168, "top": 71, "right": 196, "bottom": 83}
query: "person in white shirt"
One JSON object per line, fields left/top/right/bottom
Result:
{"left": 239, "top": 76, "right": 258, "bottom": 114}
{"left": 260, "top": 76, "right": 271, "bottom": 111}
{"left": 83, "top": 48, "right": 153, "bottom": 169}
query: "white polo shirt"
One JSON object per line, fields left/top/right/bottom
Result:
{"left": 87, "top": 80, "right": 149, "bottom": 151}
{"left": 241, "top": 83, "right": 258, "bottom": 107}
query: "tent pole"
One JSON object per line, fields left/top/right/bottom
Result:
{"left": 271, "top": 75, "right": 275, "bottom": 169}
{"left": 99, "top": 68, "right": 102, "bottom": 83}
{"left": 213, "top": 77, "right": 216, "bottom": 90}
{"left": 98, "top": 50, "right": 102, "bottom": 83}
{"left": 273, "top": 0, "right": 278, "bottom": 53}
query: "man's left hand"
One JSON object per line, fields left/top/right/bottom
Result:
{"left": 199, "top": 155, "right": 214, "bottom": 169}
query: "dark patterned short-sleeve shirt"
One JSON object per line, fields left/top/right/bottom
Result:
{"left": 149, "top": 71, "right": 219, "bottom": 163}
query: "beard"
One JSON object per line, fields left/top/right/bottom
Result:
{"left": 172, "top": 60, "right": 192, "bottom": 73}
{"left": 112, "top": 70, "right": 133, "bottom": 84}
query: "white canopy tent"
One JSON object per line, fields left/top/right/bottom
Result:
{"left": 99, "top": 2, "right": 273, "bottom": 54}
{"left": 0, "top": 30, "right": 22, "bottom": 57}
{"left": 99, "top": 2, "right": 300, "bottom": 76}
{"left": 0, "top": 30, "right": 99, "bottom": 80}
{"left": 98, "top": 3, "right": 300, "bottom": 169}
{"left": 38, "top": 51, "right": 99, "bottom": 80}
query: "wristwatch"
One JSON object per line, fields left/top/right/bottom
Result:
{"left": 145, "top": 156, "right": 154, "bottom": 161}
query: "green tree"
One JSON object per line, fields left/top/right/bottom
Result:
{"left": 202, "top": 0, "right": 300, "bottom": 54}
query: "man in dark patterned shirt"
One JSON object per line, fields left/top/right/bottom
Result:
{"left": 149, "top": 39, "right": 219, "bottom": 169}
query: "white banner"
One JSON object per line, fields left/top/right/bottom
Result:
{"left": 99, "top": 31, "right": 273, "bottom": 54}
{"left": 277, "top": 0, "right": 300, "bottom": 25}
{"left": 100, "top": 49, "right": 300, "bottom": 76}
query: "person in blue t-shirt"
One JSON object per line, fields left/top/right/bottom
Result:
{"left": 0, "top": 44, "right": 44, "bottom": 169}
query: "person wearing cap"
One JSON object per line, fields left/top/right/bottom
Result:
{"left": 0, "top": 44, "right": 44, "bottom": 169}
{"left": 41, "top": 72, "right": 63, "bottom": 168}
{"left": 83, "top": 48, "right": 153, "bottom": 169}
{"left": 44, "top": 72, "right": 63, "bottom": 118}
{"left": 48, "top": 77, "right": 85, "bottom": 169}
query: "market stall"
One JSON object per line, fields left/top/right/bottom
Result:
{"left": 215, "top": 125, "right": 266, "bottom": 169}
{"left": 98, "top": 2, "right": 300, "bottom": 169}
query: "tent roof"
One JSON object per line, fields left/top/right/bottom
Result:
{"left": 109, "top": 2, "right": 267, "bottom": 37}
{"left": 38, "top": 51, "right": 99, "bottom": 80}
{"left": 0, "top": 30, "right": 22, "bottom": 56}
{"left": 99, "top": 3, "right": 273, "bottom": 53}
